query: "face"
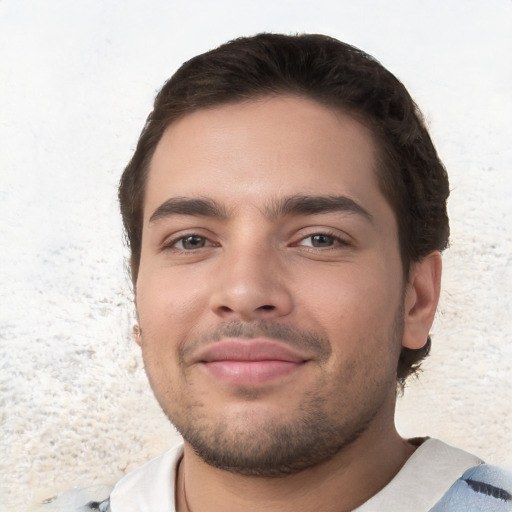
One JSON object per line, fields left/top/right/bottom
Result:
{"left": 136, "top": 96, "right": 406, "bottom": 476}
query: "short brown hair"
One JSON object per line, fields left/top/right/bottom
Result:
{"left": 119, "top": 33, "right": 450, "bottom": 385}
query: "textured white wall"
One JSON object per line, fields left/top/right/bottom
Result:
{"left": 1, "top": 1, "right": 511, "bottom": 510}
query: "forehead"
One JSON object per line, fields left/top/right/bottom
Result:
{"left": 144, "top": 95, "right": 387, "bottom": 220}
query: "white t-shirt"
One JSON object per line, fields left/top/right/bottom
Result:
{"left": 108, "top": 438, "right": 482, "bottom": 512}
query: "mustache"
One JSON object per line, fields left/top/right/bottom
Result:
{"left": 179, "top": 321, "right": 332, "bottom": 363}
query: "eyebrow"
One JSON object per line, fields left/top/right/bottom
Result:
{"left": 149, "top": 197, "right": 229, "bottom": 223}
{"left": 149, "top": 194, "right": 372, "bottom": 224}
{"left": 266, "top": 195, "right": 373, "bottom": 222}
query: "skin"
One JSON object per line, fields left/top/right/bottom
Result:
{"left": 135, "top": 95, "right": 441, "bottom": 512}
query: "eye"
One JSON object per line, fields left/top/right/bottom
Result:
{"left": 299, "top": 234, "right": 341, "bottom": 248}
{"left": 172, "top": 235, "right": 209, "bottom": 250}
{"left": 295, "top": 232, "right": 352, "bottom": 250}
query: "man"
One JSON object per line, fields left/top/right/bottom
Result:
{"left": 67, "top": 33, "right": 510, "bottom": 511}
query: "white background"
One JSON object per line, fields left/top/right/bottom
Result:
{"left": 1, "top": 1, "right": 511, "bottom": 510}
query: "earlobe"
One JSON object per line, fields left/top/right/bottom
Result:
{"left": 402, "top": 251, "right": 442, "bottom": 350}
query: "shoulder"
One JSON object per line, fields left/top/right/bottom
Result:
{"left": 430, "top": 464, "right": 512, "bottom": 511}
{"left": 33, "top": 443, "right": 184, "bottom": 512}
{"left": 33, "top": 485, "right": 113, "bottom": 512}
{"left": 354, "top": 438, "right": 484, "bottom": 512}
{"left": 108, "top": 442, "right": 183, "bottom": 511}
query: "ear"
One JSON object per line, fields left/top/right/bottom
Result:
{"left": 402, "top": 251, "right": 442, "bottom": 349}
{"left": 132, "top": 324, "right": 142, "bottom": 347}
{"left": 132, "top": 290, "right": 142, "bottom": 347}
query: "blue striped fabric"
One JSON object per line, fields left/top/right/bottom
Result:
{"left": 430, "top": 465, "right": 512, "bottom": 511}
{"left": 83, "top": 497, "right": 111, "bottom": 511}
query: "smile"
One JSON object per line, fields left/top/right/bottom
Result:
{"left": 195, "top": 338, "right": 309, "bottom": 386}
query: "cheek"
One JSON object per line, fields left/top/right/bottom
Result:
{"left": 136, "top": 267, "right": 207, "bottom": 335}
{"left": 299, "top": 262, "right": 400, "bottom": 323}
{"left": 297, "top": 262, "right": 403, "bottom": 372}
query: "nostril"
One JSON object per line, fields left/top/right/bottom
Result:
{"left": 259, "top": 305, "right": 275, "bottom": 311}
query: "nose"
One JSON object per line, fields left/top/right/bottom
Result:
{"left": 208, "top": 244, "right": 293, "bottom": 322}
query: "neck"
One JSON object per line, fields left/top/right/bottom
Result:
{"left": 176, "top": 419, "right": 415, "bottom": 512}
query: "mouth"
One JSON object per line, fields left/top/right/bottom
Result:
{"left": 195, "top": 338, "right": 309, "bottom": 386}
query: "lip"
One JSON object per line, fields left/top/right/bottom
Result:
{"left": 195, "top": 338, "right": 308, "bottom": 386}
